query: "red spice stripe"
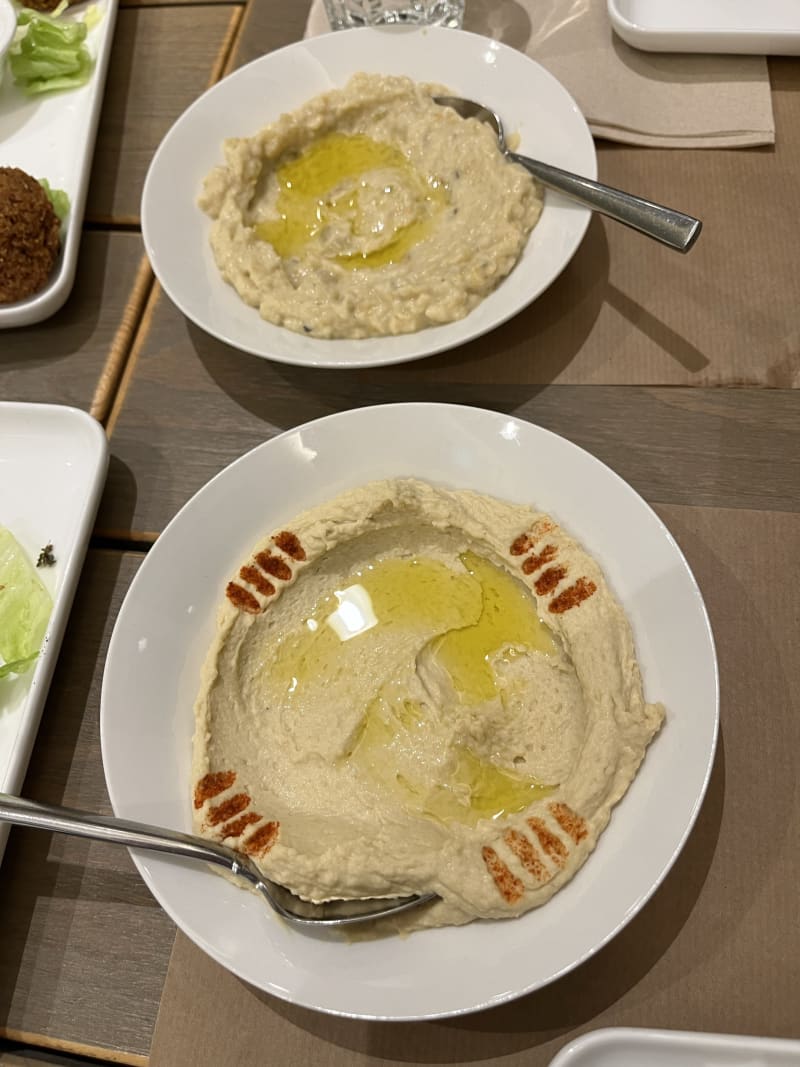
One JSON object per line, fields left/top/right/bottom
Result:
{"left": 510, "top": 533, "right": 534, "bottom": 556}
{"left": 239, "top": 564, "right": 276, "bottom": 598}
{"left": 255, "top": 551, "right": 292, "bottom": 582}
{"left": 503, "top": 829, "right": 548, "bottom": 883}
{"left": 549, "top": 577, "right": 597, "bottom": 614}
{"left": 522, "top": 544, "right": 558, "bottom": 576}
{"left": 272, "top": 531, "right": 306, "bottom": 561}
{"left": 194, "top": 770, "right": 236, "bottom": 809}
{"left": 534, "top": 565, "right": 567, "bottom": 597}
{"left": 225, "top": 581, "right": 261, "bottom": 614}
{"left": 527, "top": 817, "right": 568, "bottom": 868}
{"left": 549, "top": 802, "right": 589, "bottom": 843}
{"left": 219, "top": 812, "right": 262, "bottom": 840}
{"left": 481, "top": 845, "right": 524, "bottom": 904}
{"left": 242, "top": 821, "right": 280, "bottom": 856}
{"left": 207, "top": 793, "right": 251, "bottom": 826}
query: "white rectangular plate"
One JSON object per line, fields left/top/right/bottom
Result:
{"left": 0, "top": 0, "right": 119, "bottom": 328}
{"left": 608, "top": 0, "right": 800, "bottom": 54}
{"left": 0, "top": 403, "right": 108, "bottom": 865}
{"left": 550, "top": 1027, "right": 800, "bottom": 1066}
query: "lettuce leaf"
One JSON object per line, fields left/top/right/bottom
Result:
{"left": 39, "top": 179, "right": 70, "bottom": 224}
{"left": 0, "top": 527, "right": 53, "bottom": 680}
{"left": 9, "top": 2, "right": 94, "bottom": 96}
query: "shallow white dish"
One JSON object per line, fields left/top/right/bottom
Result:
{"left": 141, "top": 27, "right": 595, "bottom": 370}
{"left": 549, "top": 1027, "right": 800, "bottom": 1066}
{"left": 101, "top": 403, "right": 718, "bottom": 1021}
{"left": 0, "top": 0, "right": 119, "bottom": 328}
{"left": 0, "top": 403, "right": 108, "bottom": 865}
{"left": 608, "top": 0, "right": 800, "bottom": 54}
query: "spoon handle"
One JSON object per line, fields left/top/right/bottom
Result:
{"left": 510, "top": 151, "right": 702, "bottom": 253}
{"left": 0, "top": 791, "right": 242, "bottom": 874}
{"left": 0, "top": 791, "right": 437, "bottom": 926}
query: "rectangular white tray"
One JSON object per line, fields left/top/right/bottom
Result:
{"left": 0, "top": 0, "right": 119, "bottom": 328}
{"left": 0, "top": 403, "right": 108, "bottom": 865}
{"left": 550, "top": 1027, "right": 800, "bottom": 1066}
{"left": 608, "top": 0, "right": 800, "bottom": 54}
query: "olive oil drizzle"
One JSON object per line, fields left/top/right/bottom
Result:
{"left": 265, "top": 551, "right": 556, "bottom": 825}
{"left": 254, "top": 132, "right": 448, "bottom": 269}
{"left": 434, "top": 551, "right": 555, "bottom": 704}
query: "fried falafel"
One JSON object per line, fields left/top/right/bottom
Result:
{"left": 19, "top": 0, "right": 68, "bottom": 11}
{"left": 0, "top": 167, "right": 61, "bottom": 304}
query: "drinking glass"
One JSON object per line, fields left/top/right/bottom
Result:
{"left": 323, "top": 0, "right": 464, "bottom": 30}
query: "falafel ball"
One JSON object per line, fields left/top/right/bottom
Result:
{"left": 20, "top": 0, "right": 63, "bottom": 11}
{"left": 0, "top": 167, "right": 61, "bottom": 304}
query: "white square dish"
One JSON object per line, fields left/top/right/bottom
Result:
{"left": 0, "top": 403, "right": 108, "bottom": 865}
{"left": 549, "top": 1027, "right": 800, "bottom": 1066}
{"left": 608, "top": 0, "right": 800, "bottom": 54}
{"left": 0, "top": 0, "right": 119, "bottom": 327}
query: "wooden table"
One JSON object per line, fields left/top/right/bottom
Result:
{"left": 1, "top": 0, "right": 798, "bottom": 1063}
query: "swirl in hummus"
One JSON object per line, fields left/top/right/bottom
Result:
{"left": 198, "top": 73, "right": 543, "bottom": 339}
{"left": 192, "top": 479, "right": 664, "bottom": 932}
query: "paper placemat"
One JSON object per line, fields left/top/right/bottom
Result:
{"left": 305, "top": 0, "right": 775, "bottom": 147}
{"left": 149, "top": 504, "right": 800, "bottom": 1065}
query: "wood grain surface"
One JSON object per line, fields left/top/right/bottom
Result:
{"left": 86, "top": 4, "right": 243, "bottom": 224}
{"left": 99, "top": 285, "right": 800, "bottom": 537}
{"left": 0, "top": 1046, "right": 117, "bottom": 1066}
{"left": 0, "top": 1040, "right": 140, "bottom": 1067}
{"left": 229, "top": 0, "right": 311, "bottom": 66}
{"left": 1, "top": 0, "right": 799, "bottom": 1063}
{"left": 0, "top": 552, "right": 174, "bottom": 1064}
{"left": 0, "top": 233, "right": 146, "bottom": 412}
{"left": 90, "top": 254, "right": 155, "bottom": 424}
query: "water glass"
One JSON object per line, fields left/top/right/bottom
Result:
{"left": 323, "top": 0, "right": 465, "bottom": 30}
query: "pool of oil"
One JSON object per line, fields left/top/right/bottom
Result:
{"left": 254, "top": 132, "right": 448, "bottom": 269}
{"left": 267, "top": 555, "right": 483, "bottom": 703}
{"left": 350, "top": 689, "right": 553, "bottom": 827}
{"left": 266, "top": 550, "right": 555, "bottom": 825}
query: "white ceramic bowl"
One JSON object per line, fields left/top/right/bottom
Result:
{"left": 101, "top": 404, "right": 719, "bottom": 1021}
{"left": 141, "top": 27, "right": 596, "bottom": 369}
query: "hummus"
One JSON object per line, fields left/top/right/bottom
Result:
{"left": 192, "top": 479, "right": 664, "bottom": 932}
{"left": 198, "top": 73, "right": 542, "bottom": 339}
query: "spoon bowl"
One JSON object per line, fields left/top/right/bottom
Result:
{"left": 434, "top": 95, "right": 702, "bottom": 253}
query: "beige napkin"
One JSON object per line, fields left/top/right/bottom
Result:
{"left": 305, "top": 0, "right": 775, "bottom": 147}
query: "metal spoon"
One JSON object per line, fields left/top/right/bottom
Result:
{"left": 0, "top": 792, "right": 437, "bottom": 928}
{"left": 433, "top": 95, "right": 702, "bottom": 253}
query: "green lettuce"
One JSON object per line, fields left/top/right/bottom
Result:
{"left": 39, "top": 178, "right": 70, "bottom": 224}
{"left": 9, "top": 2, "right": 95, "bottom": 96}
{"left": 0, "top": 527, "right": 53, "bottom": 680}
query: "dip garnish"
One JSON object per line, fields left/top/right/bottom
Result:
{"left": 267, "top": 551, "right": 552, "bottom": 705}
{"left": 266, "top": 554, "right": 482, "bottom": 702}
{"left": 194, "top": 478, "right": 666, "bottom": 928}
{"left": 255, "top": 132, "right": 449, "bottom": 269}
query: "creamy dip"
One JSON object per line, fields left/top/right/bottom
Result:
{"left": 198, "top": 73, "right": 543, "bottom": 339}
{"left": 192, "top": 479, "right": 664, "bottom": 932}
